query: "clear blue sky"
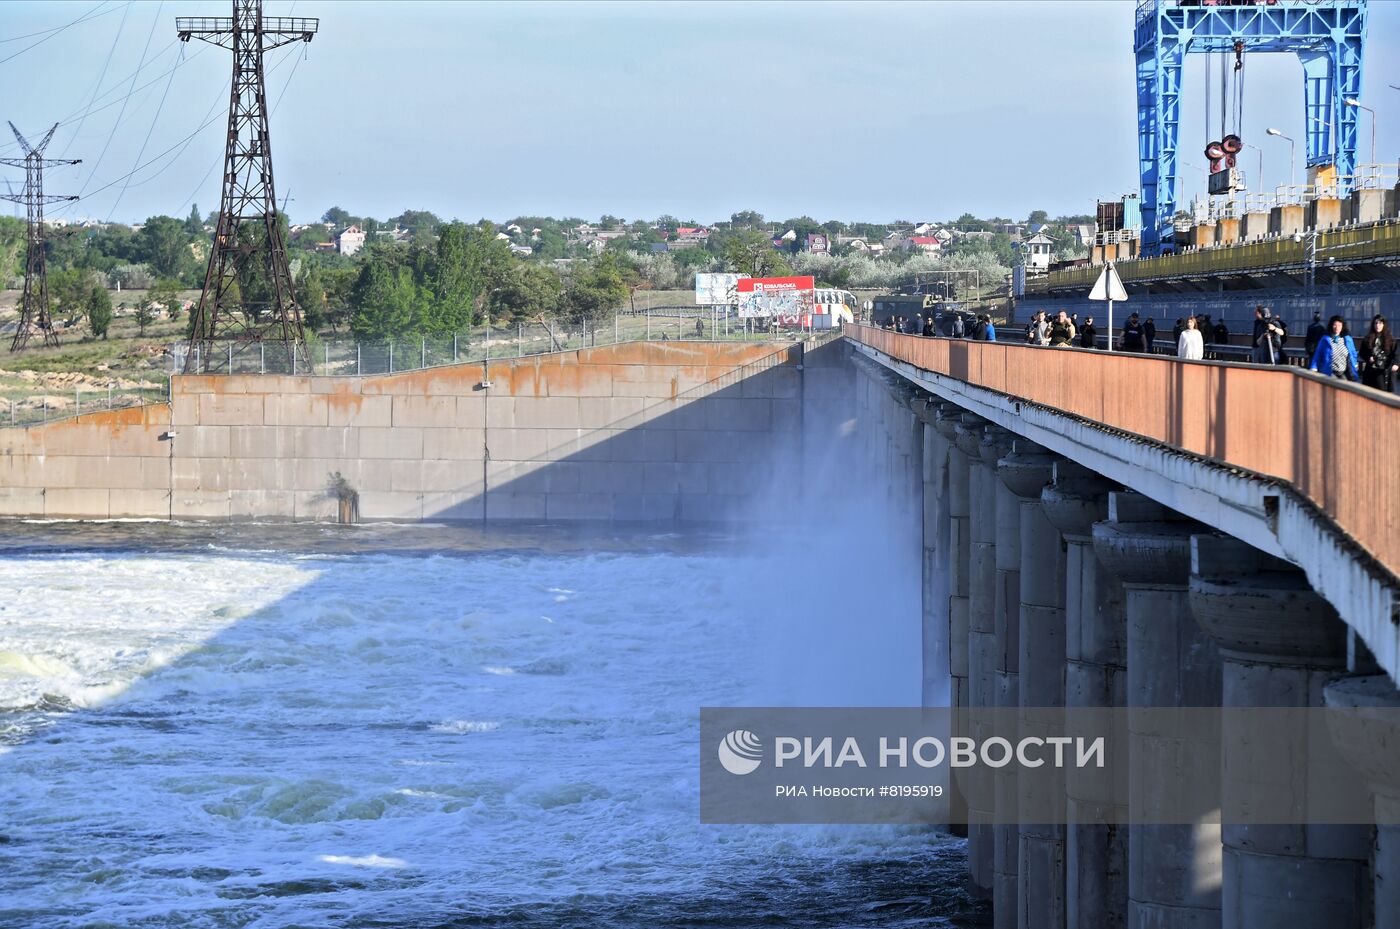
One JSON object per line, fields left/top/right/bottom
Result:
{"left": 3, "top": 0, "right": 1398, "bottom": 226}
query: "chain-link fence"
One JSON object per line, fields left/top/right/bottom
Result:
{"left": 1, "top": 381, "right": 170, "bottom": 429}
{"left": 174, "top": 308, "right": 835, "bottom": 375}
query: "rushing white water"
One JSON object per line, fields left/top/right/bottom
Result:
{"left": 0, "top": 532, "right": 977, "bottom": 929}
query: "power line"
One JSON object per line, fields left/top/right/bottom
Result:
{"left": 62, "top": 1, "right": 133, "bottom": 156}
{"left": 107, "top": 29, "right": 183, "bottom": 220}
{"left": 76, "top": 1, "right": 164, "bottom": 197}
{"left": 0, "top": 1, "right": 117, "bottom": 63}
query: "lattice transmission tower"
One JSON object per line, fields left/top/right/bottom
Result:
{"left": 176, "top": 0, "right": 318, "bottom": 373}
{"left": 1, "top": 123, "right": 79, "bottom": 352}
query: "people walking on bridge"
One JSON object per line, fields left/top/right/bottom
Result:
{"left": 1213, "top": 318, "right": 1230, "bottom": 345}
{"left": 983, "top": 316, "right": 997, "bottom": 341}
{"left": 1079, "top": 316, "right": 1097, "bottom": 348}
{"left": 1252, "top": 306, "right": 1288, "bottom": 365}
{"left": 1120, "top": 313, "right": 1146, "bottom": 352}
{"left": 1048, "top": 311, "right": 1074, "bottom": 347}
{"left": 1304, "top": 312, "right": 1327, "bottom": 361}
{"left": 1142, "top": 316, "right": 1157, "bottom": 354}
{"left": 921, "top": 315, "right": 937, "bottom": 337}
{"left": 1177, "top": 315, "right": 1204, "bottom": 360}
{"left": 952, "top": 314, "right": 966, "bottom": 339}
{"left": 1308, "top": 315, "right": 1359, "bottom": 381}
{"left": 1358, "top": 315, "right": 1398, "bottom": 392}
{"left": 1026, "top": 312, "right": 1049, "bottom": 346}
{"left": 1172, "top": 317, "right": 1186, "bottom": 344}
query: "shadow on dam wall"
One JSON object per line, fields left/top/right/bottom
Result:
{"left": 0, "top": 339, "right": 860, "bottom": 524}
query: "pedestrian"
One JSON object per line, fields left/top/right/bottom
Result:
{"left": 1304, "top": 311, "right": 1327, "bottom": 361}
{"left": 983, "top": 315, "right": 997, "bottom": 342}
{"left": 1308, "top": 315, "right": 1359, "bottom": 381}
{"left": 1142, "top": 316, "right": 1157, "bottom": 354}
{"left": 952, "top": 314, "right": 966, "bottom": 339}
{"left": 1177, "top": 315, "right": 1204, "bottom": 360}
{"left": 1079, "top": 316, "right": 1097, "bottom": 349}
{"left": 1358, "top": 314, "right": 1398, "bottom": 392}
{"left": 1198, "top": 314, "right": 1214, "bottom": 345}
{"left": 1030, "top": 311, "right": 1050, "bottom": 346}
{"left": 1048, "top": 310, "right": 1074, "bottom": 347}
{"left": 1172, "top": 317, "right": 1186, "bottom": 344}
{"left": 1214, "top": 318, "right": 1230, "bottom": 345}
{"left": 1120, "top": 313, "right": 1145, "bottom": 352}
{"left": 1252, "top": 306, "right": 1286, "bottom": 365}
{"left": 922, "top": 314, "right": 936, "bottom": 337}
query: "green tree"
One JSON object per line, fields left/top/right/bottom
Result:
{"left": 86, "top": 286, "right": 112, "bottom": 339}
{"left": 299, "top": 264, "right": 329, "bottom": 332}
{"left": 185, "top": 204, "right": 204, "bottom": 236}
{"left": 1027, "top": 209, "right": 1049, "bottom": 227}
{"left": 428, "top": 222, "right": 512, "bottom": 332}
{"left": 491, "top": 261, "right": 563, "bottom": 324}
{"left": 146, "top": 278, "right": 182, "bottom": 327}
{"left": 140, "top": 215, "right": 194, "bottom": 280}
{"left": 134, "top": 301, "right": 155, "bottom": 336}
{"left": 322, "top": 206, "right": 354, "bottom": 228}
{"left": 561, "top": 253, "right": 629, "bottom": 325}
{"left": 722, "top": 230, "right": 791, "bottom": 278}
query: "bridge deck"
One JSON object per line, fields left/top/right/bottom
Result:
{"left": 846, "top": 324, "right": 1399, "bottom": 585}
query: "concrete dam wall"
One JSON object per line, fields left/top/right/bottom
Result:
{"left": 0, "top": 340, "right": 853, "bottom": 523}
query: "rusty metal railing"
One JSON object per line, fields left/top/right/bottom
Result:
{"left": 845, "top": 323, "right": 1400, "bottom": 580}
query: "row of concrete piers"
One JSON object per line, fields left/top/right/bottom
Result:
{"left": 852, "top": 360, "right": 1400, "bottom": 929}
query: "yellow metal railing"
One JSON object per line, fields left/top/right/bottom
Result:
{"left": 1027, "top": 220, "right": 1400, "bottom": 293}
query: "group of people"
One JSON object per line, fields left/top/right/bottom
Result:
{"left": 875, "top": 303, "right": 1399, "bottom": 393}
{"left": 880, "top": 313, "right": 1000, "bottom": 341}
{"left": 1303, "top": 311, "right": 1398, "bottom": 390}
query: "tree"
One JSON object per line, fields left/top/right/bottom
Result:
{"left": 322, "top": 206, "right": 353, "bottom": 228}
{"left": 491, "top": 261, "right": 563, "bottom": 324}
{"left": 561, "top": 253, "right": 629, "bottom": 325}
{"left": 299, "top": 265, "right": 329, "bottom": 332}
{"left": 729, "top": 210, "right": 764, "bottom": 229}
{"left": 86, "top": 286, "right": 112, "bottom": 339}
{"left": 140, "top": 215, "right": 194, "bottom": 281}
{"left": 722, "top": 231, "right": 791, "bottom": 278}
{"left": 146, "top": 278, "right": 182, "bottom": 329}
{"left": 185, "top": 204, "right": 204, "bottom": 236}
{"left": 1027, "top": 209, "right": 1049, "bottom": 227}
{"left": 428, "top": 222, "right": 513, "bottom": 332}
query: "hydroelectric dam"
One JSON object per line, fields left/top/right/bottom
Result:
{"left": 1, "top": 331, "right": 1398, "bottom": 929}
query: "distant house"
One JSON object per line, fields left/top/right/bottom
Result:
{"left": 1068, "top": 224, "right": 1096, "bottom": 247}
{"left": 674, "top": 226, "right": 710, "bottom": 242}
{"left": 912, "top": 222, "right": 936, "bottom": 236}
{"left": 336, "top": 225, "right": 366, "bottom": 257}
{"left": 931, "top": 228, "right": 954, "bottom": 244}
{"left": 1023, "top": 231, "right": 1054, "bottom": 272}
{"left": 903, "top": 235, "right": 943, "bottom": 254}
{"left": 841, "top": 237, "right": 870, "bottom": 252}
{"left": 495, "top": 232, "right": 512, "bottom": 241}
{"left": 504, "top": 223, "right": 523, "bottom": 235}
{"left": 509, "top": 244, "right": 534, "bottom": 257}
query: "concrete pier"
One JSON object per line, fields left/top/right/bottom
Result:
{"left": 1041, "top": 461, "right": 1126, "bottom": 929}
{"left": 918, "top": 400, "right": 953, "bottom": 710}
{"left": 1189, "top": 536, "right": 1369, "bottom": 929}
{"left": 1324, "top": 675, "right": 1400, "bottom": 929}
{"left": 997, "top": 438, "right": 1063, "bottom": 929}
{"left": 964, "top": 417, "right": 1005, "bottom": 898}
{"left": 1092, "top": 493, "right": 1222, "bottom": 929}
{"left": 935, "top": 403, "right": 973, "bottom": 833}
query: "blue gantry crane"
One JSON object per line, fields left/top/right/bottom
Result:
{"left": 1135, "top": 0, "right": 1368, "bottom": 256}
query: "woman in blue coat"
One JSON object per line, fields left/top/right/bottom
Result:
{"left": 1308, "top": 315, "right": 1360, "bottom": 381}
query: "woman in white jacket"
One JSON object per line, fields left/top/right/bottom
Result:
{"left": 1177, "top": 315, "right": 1204, "bottom": 360}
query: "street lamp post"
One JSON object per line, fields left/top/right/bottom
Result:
{"left": 1344, "top": 98, "right": 1377, "bottom": 177}
{"left": 1243, "top": 142, "right": 1264, "bottom": 193}
{"left": 1266, "top": 128, "right": 1296, "bottom": 191}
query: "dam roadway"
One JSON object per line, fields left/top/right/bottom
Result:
{"left": 2, "top": 330, "right": 1399, "bottom": 929}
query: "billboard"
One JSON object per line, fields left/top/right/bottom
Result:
{"left": 695, "top": 272, "right": 744, "bottom": 306}
{"left": 736, "top": 276, "right": 816, "bottom": 319}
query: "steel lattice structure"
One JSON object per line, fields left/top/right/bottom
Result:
{"left": 176, "top": 0, "right": 317, "bottom": 373}
{"left": 1135, "top": 0, "right": 1367, "bottom": 256}
{"left": 1, "top": 123, "right": 79, "bottom": 352}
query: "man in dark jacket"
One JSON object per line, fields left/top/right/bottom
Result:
{"left": 1142, "top": 316, "right": 1157, "bottom": 353}
{"left": 1121, "top": 313, "right": 1146, "bottom": 352}
{"left": 1214, "top": 319, "right": 1230, "bottom": 344}
{"left": 1252, "top": 306, "right": 1286, "bottom": 364}
{"left": 1079, "top": 317, "right": 1098, "bottom": 348}
{"left": 1304, "top": 311, "right": 1327, "bottom": 360}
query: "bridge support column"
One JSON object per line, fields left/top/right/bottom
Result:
{"left": 1189, "top": 536, "right": 1369, "bottom": 929}
{"left": 1324, "top": 675, "right": 1400, "bottom": 929}
{"left": 998, "top": 438, "right": 1063, "bottom": 929}
{"left": 963, "top": 420, "right": 1010, "bottom": 899}
{"left": 1092, "top": 493, "right": 1222, "bottom": 929}
{"left": 934, "top": 404, "right": 972, "bottom": 834}
{"left": 1041, "top": 462, "right": 1127, "bottom": 929}
{"left": 917, "top": 400, "right": 953, "bottom": 711}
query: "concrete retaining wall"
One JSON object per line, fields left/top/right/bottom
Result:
{"left": 0, "top": 341, "right": 816, "bottom": 523}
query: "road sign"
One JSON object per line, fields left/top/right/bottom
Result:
{"left": 1087, "top": 262, "right": 1127, "bottom": 352}
{"left": 1088, "top": 263, "right": 1128, "bottom": 302}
